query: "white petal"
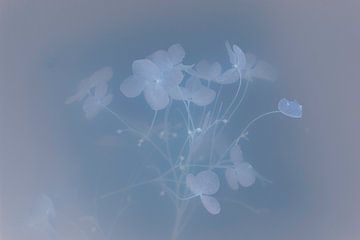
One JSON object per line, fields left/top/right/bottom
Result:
{"left": 196, "top": 61, "right": 222, "bottom": 81}
{"left": 101, "top": 94, "right": 113, "bottom": 107}
{"left": 195, "top": 170, "right": 220, "bottom": 195}
{"left": 148, "top": 50, "right": 172, "bottom": 71}
{"left": 185, "top": 76, "right": 202, "bottom": 92}
{"left": 230, "top": 144, "right": 243, "bottom": 163}
{"left": 120, "top": 75, "right": 145, "bottom": 97}
{"left": 278, "top": 98, "right": 302, "bottom": 118}
{"left": 217, "top": 68, "right": 239, "bottom": 84}
{"left": 95, "top": 82, "right": 108, "bottom": 99}
{"left": 225, "top": 41, "right": 237, "bottom": 66}
{"left": 200, "top": 195, "right": 221, "bottom": 215}
{"left": 168, "top": 86, "right": 191, "bottom": 101}
{"left": 162, "top": 69, "right": 184, "bottom": 88}
{"left": 186, "top": 173, "right": 201, "bottom": 194}
{"left": 83, "top": 96, "right": 101, "bottom": 119}
{"left": 33, "top": 194, "right": 56, "bottom": 220}
{"left": 132, "top": 59, "right": 161, "bottom": 81}
{"left": 245, "top": 53, "right": 257, "bottom": 69}
{"left": 144, "top": 85, "right": 170, "bottom": 110}
{"left": 236, "top": 162, "right": 256, "bottom": 187}
{"left": 233, "top": 44, "right": 246, "bottom": 69}
{"left": 65, "top": 90, "right": 87, "bottom": 104}
{"left": 250, "top": 60, "right": 277, "bottom": 81}
{"left": 168, "top": 44, "right": 185, "bottom": 65}
{"left": 88, "top": 67, "right": 113, "bottom": 86}
{"left": 190, "top": 87, "right": 216, "bottom": 106}
{"left": 225, "top": 168, "right": 239, "bottom": 190}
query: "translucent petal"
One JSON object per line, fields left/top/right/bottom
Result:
{"left": 148, "top": 50, "right": 172, "bottom": 71}
{"left": 230, "top": 144, "right": 243, "bottom": 163}
{"left": 144, "top": 85, "right": 170, "bottom": 110}
{"left": 235, "top": 162, "right": 256, "bottom": 187}
{"left": 250, "top": 60, "right": 277, "bottom": 81}
{"left": 225, "top": 41, "right": 237, "bottom": 66}
{"left": 168, "top": 44, "right": 185, "bottom": 65}
{"left": 83, "top": 96, "right": 101, "bottom": 119}
{"left": 120, "top": 75, "right": 145, "bottom": 98}
{"left": 233, "top": 44, "right": 246, "bottom": 69}
{"left": 32, "top": 194, "right": 56, "bottom": 220}
{"left": 245, "top": 53, "right": 257, "bottom": 69}
{"left": 225, "top": 168, "right": 239, "bottom": 190}
{"left": 95, "top": 82, "right": 108, "bottom": 99}
{"left": 195, "top": 170, "right": 220, "bottom": 195}
{"left": 200, "top": 195, "right": 221, "bottom": 215}
{"left": 190, "top": 87, "right": 216, "bottom": 106}
{"left": 88, "top": 67, "right": 113, "bottom": 86}
{"left": 196, "top": 61, "right": 222, "bottom": 81}
{"left": 278, "top": 98, "right": 302, "bottom": 118}
{"left": 132, "top": 59, "right": 161, "bottom": 81}
{"left": 185, "top": 76, "right": 202, "bottom": 92}
{"left": 65, "top": 90, "right": 87, "bottom": 104}
{"left": 217, "top": 68, "right": 239, "bottom": 84}
{"left": 101, "top": 94, "right": 113, "bottom": 107}
{"left": 162, "top": 69, "right": 184, "bottom": 88}
{"left": 168, "top": 86, "right": 191, "bottom": 101}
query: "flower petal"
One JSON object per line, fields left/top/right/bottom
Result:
{"left": 217, "top": 68, "right": 239, "bottom": 84}
{"left": 278, "top": 98, "right": 302, "bottom": 118}
{"left": 195, "top": 170, "right": 220, "bottom": 195}
{"left": 83, "top": 96, "right": 101, "bottom": 119}
{"left": 249, "top": 60, "right": 277, "bottom": 82}
{"left": 95, "top": 82, "right": 108, "bottom": 99}
{"left": 168, "top": 44, "right": 185, "bottom": 65}
{"left": 200, "top": 195, "right": 221, "bottom": 215}
{"left": 144, "top": 85, "right": 170, "bottom": 110}
{"left": 162, "top": 69, "right": 184, "bottom": 88}
{"left": 230, "top": 144, "right": 243, "bottom": 163}
{"left": 225, "top": 168, "right": 239, "bottom": 190}
{"left": 190, "top": 87, "right": 216, "bottom": 106}
{"left": 168, "top": 86, "right": 191, "bottom": 101}
{"left": 132, "top": 59, "right": 161, "bottom": 82}
{"left": 120, "top": 75, "right": 145, "bottom": 98}
{"left": 148, "top": 50, "right": 172, "bottom": 71}
{"left": 233, "top": 44, "right": 246, "bottom": 69}
{"left": 236, "top": 162, "right": 256, "bottom": 187}
{"left": 225, "top": 41, "right": 237, "bottom": 66}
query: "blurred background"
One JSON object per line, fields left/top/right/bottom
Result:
{"left": 1, "top": 0, "right": 359, "bottom": 239}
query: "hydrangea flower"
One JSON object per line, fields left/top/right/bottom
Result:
{"left": 186, "top": 170, "right": 221, "bottom": 215}
{"left": 168, "top": 76, "right": 216, "bottom": 106}
{"left": 66, "top": 67, "right": 113, "bottom": 104}
{"left": 215, "top": 41, "right": 247, "bottom": 84}
{"left": 82, "top": 82, "right": 113, "bottom": 119}
{"left": 225, "top": 144, "right": 257, "bottom": 189}
{"left": 190, "top": 60, "right": 223, "bottom": 82}
{"left": 243, "top": 53, "right": 277, "bottom": 82}
{"left": 120, "top": 59, "right": 184, "bottom": 110}
{"left": 147, "top": 44, "right": 186, "bottom": 72}
{"left": 278, "top": 98, "right": 303, "bottom": 118}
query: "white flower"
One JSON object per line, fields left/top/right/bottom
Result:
{"left": 225, "top": 144, "right": 257, "bottom": 189}
{"left": 66, "top": 67, "right": 113, "bottom": 104}
{"left": 243, "top": 53, "right": 277, "bottom": 82}
{"left": 278, "top": 98, "right": 302, "bottom": 118}
{"left": 191, "top": 60, "right": 223, "bottom": 82}
{"left": 168, "top": 76, "right": 216, "bottom": 106}
{"left": 215, "top": 41, "right": 246, "bottom": 84}
{"left": 147, "top": 44, "right": 186, "bottom": 72}
{"left": 120, "top": 59, "right": 184, "bottom": 110}
{"left": 82, "top": 82, "right": 113, "bottom": 119}
{"left": 186, "top": 170, "right": 221, "bottom": 215}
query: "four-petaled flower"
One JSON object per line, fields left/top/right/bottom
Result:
{"left": 225, "top": 144, "right": 257, "bottom": 189}
{"left": 186, "top": 170, "right": 221, "bottom": 215}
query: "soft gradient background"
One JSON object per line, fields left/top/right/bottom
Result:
{"left": 1, "top": 0, "right": 359, "bottom": 239}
